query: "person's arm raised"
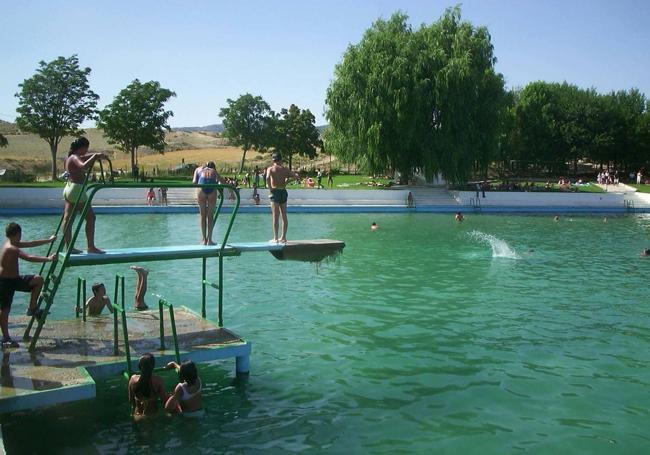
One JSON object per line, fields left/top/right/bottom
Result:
{"left": 16, "top": 235, "right": 56, "bottom": 249}
{"left": 18, "top": 250, "right": 56, "bottom": 263}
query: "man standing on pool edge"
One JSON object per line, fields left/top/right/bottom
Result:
{"left": 266, "top": 152, "right": 300, "bottom": 243}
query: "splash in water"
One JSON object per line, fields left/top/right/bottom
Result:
{"left": 468, "top": 230, "right": 519, "bottom": 259}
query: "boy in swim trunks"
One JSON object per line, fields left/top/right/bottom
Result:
{"left": 84, "top": 282, "right": 113, "bottom": 316}
{"left": 266, "top": 152, "right": 300, "bottom": 243}
{"left": 0, "top": 223, "right": 56, "bottom": 347}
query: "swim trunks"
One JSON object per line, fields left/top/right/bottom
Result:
{"left": 269, "top": 188, "right": 288, "bottom": 204}
{"left": 0, "top": 275, "right": 35, "bottom": 309}
{"left": 63, "top": 181, "right": 87, "bottom": 204}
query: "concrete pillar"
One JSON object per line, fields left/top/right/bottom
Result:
{"left": 235, "top": 355, "right": 250, "bottom": 377}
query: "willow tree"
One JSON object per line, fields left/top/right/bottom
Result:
{"left": 325, "top": 7, "right": 506, "bottom": 183}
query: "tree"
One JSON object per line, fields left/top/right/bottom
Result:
{"left": 325, "top": 8, "right": 506, "bottom": 183}
{"left": 219, "top": 94, "right": 273, "bottom": 173}
{"left": 15, "top": 55, "right": 98, "bottom": 180}
{"left": 97, "top": 80, "right": 175, "bottom": 174}
{"left": 0, "top": 134, "right": 7, "bottom": 148}
{"left": 270, "top": 104, "right": 321, "bottom": 170}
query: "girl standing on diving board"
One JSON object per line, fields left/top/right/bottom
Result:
{"left": 193, "top": 161, "right": 227, "bottom": 245}
{"left": 62, "top": 137, "right": 107, "bottom": 254}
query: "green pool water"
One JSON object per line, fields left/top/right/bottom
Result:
{"left": 1, "top": 213, "right": 650, "bottom": 454}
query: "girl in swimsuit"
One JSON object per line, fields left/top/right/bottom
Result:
{"left": 128, "top": 353, "right": 167, "bottom": 419}
{"left": 192, "top": 161, "right": 224, "bottom": 245}
{"left": 62, "top": 137, "right": 107, "bottom": 254}
{"left": 164, "top": 360, "right": 203, "bottom": 416}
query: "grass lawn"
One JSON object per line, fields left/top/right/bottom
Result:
{"left": 629, "top": 184, "right": 650, "bottom": 193}
{"left": 0, "top": 174, "right": 394, "bottom": 190}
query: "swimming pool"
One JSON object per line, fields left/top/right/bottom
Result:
{"left": 1, "top": 213, "right": 649, "bottom": 453}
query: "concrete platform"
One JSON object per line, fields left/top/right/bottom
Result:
{"left": 0, "top": 308, "right": 250, "bottom": 414}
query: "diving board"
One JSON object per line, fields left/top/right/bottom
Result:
{"left": 62, "top": 240, "right": 345, "bottom": 266}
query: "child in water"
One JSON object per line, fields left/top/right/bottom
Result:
{"left": 128, "top": 353, "right": 166, "bottom": 418}
{"left": 85, "top": 282, "right": 113, "bottom": 316}
{"left": 164, "top": 360, "right": 204, "bottom": 416}
{"left": 371, "top": 222, "right": 378, "bottom": 231}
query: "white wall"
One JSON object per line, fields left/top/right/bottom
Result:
{"left": 453, "top": 191, "right": 626, "bottom": 207}
{"left": 0, "top": 187, "right": 410, "bottom": 208}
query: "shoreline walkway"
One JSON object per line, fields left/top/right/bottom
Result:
{"left": 1, "top": 186, "right": 650, "bottom": 214}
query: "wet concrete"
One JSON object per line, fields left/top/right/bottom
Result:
{"left": 0, "top": 308, "right": 247, "bottom": 412}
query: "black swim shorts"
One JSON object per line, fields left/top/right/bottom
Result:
{"left": 0, "top": 275, "right": 35, "bottom": 310}
{"left": 269, "top": 188, "right": 288, "bottom": 204}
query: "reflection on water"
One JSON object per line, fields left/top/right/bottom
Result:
{"left": 1, "top": 213, "right": 649, "bottom": 453}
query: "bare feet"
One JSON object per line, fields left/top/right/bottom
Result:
{"left": 69, "top": 248, "right": 83, "bottom": 255}
{"left": 269, "top": 238, "right": 279, "bottom": 243}
{"left": 87, "top": 247, "right": 105, "bottom": 254}
{"left": 207, "top": 240, "right": 216, "bottom": 246}
{"left": 279, "top": 238, "right": 287, "bottom": 244}
{"left": 130, "top": 265, "right": 149, "bottom": 275}
{"left": 135, "top": 304, "right": 149, "bottom": 311}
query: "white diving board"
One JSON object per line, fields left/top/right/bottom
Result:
{"left": 62, "top": 240, "right": 344, "bottom": 266}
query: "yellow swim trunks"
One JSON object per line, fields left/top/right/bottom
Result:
{"left": 63, "top": 182, "right": 87, "bottom": 204}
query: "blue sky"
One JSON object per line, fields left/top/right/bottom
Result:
{"left": 1, "top": 0, "right": 648, "bottom": 127}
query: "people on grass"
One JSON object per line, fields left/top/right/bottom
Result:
{"left": 62, "top": 137, "right": 107, "bottom": 254}
{"left": 0, "top": 222, "right": 56, "bottom": 347}
{"left": 266, "top": 152, "right": 300, "bottom": 244}
{"left": 193, "top": 162, "right": 226, "bottom": 245}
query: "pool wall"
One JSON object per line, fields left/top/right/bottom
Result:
{"left": 0, "top": 187, "right": 647, "bottom": 215}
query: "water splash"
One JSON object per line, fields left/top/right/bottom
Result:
{"left": 468, "top": 230, "right": 519, "bottom": 259}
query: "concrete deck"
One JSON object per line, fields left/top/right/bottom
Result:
{"left": 0, "top": 308, "right": 250, "bottom": 413}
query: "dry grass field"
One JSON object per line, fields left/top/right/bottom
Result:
{"left": 0, "top": 123, "right": 331, "bottom": 175}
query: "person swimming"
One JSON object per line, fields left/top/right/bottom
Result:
{"left": 554, "top": 216, "right": 560, "bottom": 222}
{"left": 455, "top": 212, "right": 464, "bottom": 222}
{"left": 371, "top": 222, "right": 378, "bottom": 231}
{"left": 128, "top": 353, "right": 166, "bottom": 418}
{"left": 164, "top": 360, "right": 204, "bottom": 417}
{"left": 642, "top": 248, "right": 650, "bottom": 257}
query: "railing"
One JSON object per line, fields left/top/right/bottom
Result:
{"left": 26, "top": 158, "right": 240, "bottom": 350}
{"left": 469, "top": 197, "right": 482, "bottom": 210}
{"left": 152, "top": 293, "right": 181, "bottom": 365}
{"left": 111, "top": 274, "right": 132, "bottom": 377}
{"left": 624, "top": 199, "right": 636, "bottom": 213}
{"left": 76, "top": 277, "right": 87, "bottom": 321}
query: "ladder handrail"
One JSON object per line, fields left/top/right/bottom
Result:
{"left": 151, "top": 293, "right": 181, "bottom": 364}
{"left": 110, "top": 274, "right": 131, "bottom": 376}
{"left": 27, "top": 168, "right": 240, "bottom": 351}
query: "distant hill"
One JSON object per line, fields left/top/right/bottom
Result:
{"left": 174, "top": 124, "right": 224, "bottom": 133}
{"left": 0, "top": 120, "right": 20, "bottom": 135}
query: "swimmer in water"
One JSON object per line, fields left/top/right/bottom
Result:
{"left": 603, "top": 217, "right": 608, "bottom": 223}
{"left": 455, "top": 212, "right": 464, "bottom": 222}
{"left": 554, "top": 216, "right": 560, "bottom": 222}
{"left": 371, "top": 222, "right": 378, "bottom": 231}
{"left": 642, "top": 248, "right": 650, "bottom": 257}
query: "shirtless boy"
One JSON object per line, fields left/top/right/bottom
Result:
{"left": 85, "top": 283, "right": 113, "bottom": 316}
{"left": 266, "top": 152, "right": 300, "bottom": 243}
{"left": 0, "top": 223, "right": 56, "bottom": 347}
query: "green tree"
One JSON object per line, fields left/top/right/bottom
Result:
{"left": 271, "top": 104, "right": 320, "bottom": 170}
{"left": 97, "top": 80, "right": 175, "bottom": 174}
{"left": 219, "top": 94, "right": 273, "bottom": 173}
{"left": 15, "top": 55, "right": 98, "bottom": 180}
{"left": 325, "top": 7, "right": 506, "bottom": 183}
{"left": 0, "top": 134, "right": 7, "bottom": 148}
